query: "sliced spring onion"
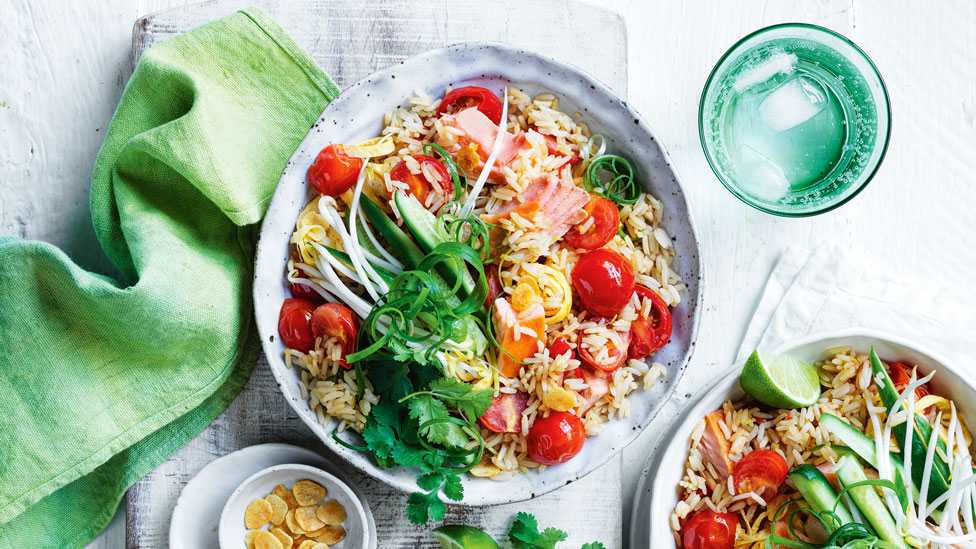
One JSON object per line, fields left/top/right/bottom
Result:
{"left": 423, "top": 142, "right": 466, "bottom": 201}
{"left": 461, "top": 87, "right": 509, "bottom": 216}
{"left": 584, "top": 154, "right": 640, "bottom": 205}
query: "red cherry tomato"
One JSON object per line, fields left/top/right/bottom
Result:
{"left": 578, "top": 326, "right": 631, "bottom": 373}
{"left": 540, "top": 132, "right": 581, "bottom": 165}
{"left": 278, "top": 298, "right": 316, "bottom": 353}
{"left": 628, "top": 286, "right": 673, "bottom": 359}
{"left": 549, "top": 336, "right": 574, "bottom": 360}
{"left": 563, "top": 196, "right": 620, "bottom": 250}
{"left": 289, "top": 268, "right": 325, "bottom": 304}
{"left": 389, "top": 154, "right": 452, "bottom": 207}
{"left": 527, "top": 411, "right": 586, "bottom": 465}
{"left": 681, "top": 510, "right": 738, "bottom": 549}
{"left": 310, "top": 303, "right": 360, "bottom": 368}
{"left": 479, "top": 391, "right": 529, "bottom": 433}
{"left": 889, "top": 362, "right": 932, "bottom": 412}
{"left": 306, "top": 144, "right": 363, "bottom": 197}
{"left": 732, "top": 449, "right": 788, "bottom": 499}
{"left": 437, "top": 86, "right": 503, "bottom": 125}
{"left": 571, "top": 249, "right": 635, "bottom": 318}
{"left": 484, "top": 263, "right": 504, "bottom": 310}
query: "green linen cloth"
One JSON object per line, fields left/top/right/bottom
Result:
{"left": 0, "top": 9, "right": 338, "bottom": 547}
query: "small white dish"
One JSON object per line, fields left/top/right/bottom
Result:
{"left": 632, "top": 329, "right": 976, "bottom": 548}
{"left": 219, "top": 463, "right": 368, "bottom": 549}
{"left": 169, "top": 443, "right": 376, "bottom": 549}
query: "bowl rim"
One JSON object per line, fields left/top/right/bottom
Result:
{"left": 218, "top": 462, "right": 369, "bottom": 548}
{"left": 697, "top": 22, "right": 893, "bottom": 217}
{"left": 631, "top": 327, "right": 974, "bottom": 547}
{"left": 253, "top": 40, "right": 704, "bottom": 505}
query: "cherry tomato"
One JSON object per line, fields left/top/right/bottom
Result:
{"left": 310, "top": 303, "right": 360, "bottom": 368}
{"left": 541, "top": 132, "right": 581, "bottom": 165}
{"left": 578, "top": 326, "right": 631, "bottom": 373}
{"left": 527, "top": 411, "right": 586, "bottom": 465}
{"left": 389, "top": 154, "right": 452, "bottom": 207}
{"left": 681, "top": 510, "right": 738, "bottom": 549}
{"left": 306, "top": 144, "right": 363, "bottom": 197}
{"left": 733, "top": 449, "right": 788, "bottom": 499}
{"left": 289, "top": 268, "right": 325, "bottom": 304}
{"left": 563, "top": 196, "right": 619, "bottom": 250}
{"left": 628, "top": 286, "right": 673, "bottom": 359}
{"left": 889, "top": 362, "right": 932, "bottom": 413}
{"left": 278, "top": 298, "right": 316, "bottom": 353}
{"left": 571, "top": 249, "right": 635, "bottom": 318}
{"left": 484, "top": 263, "right": 504, "bottom": 310}
{"left": 437, "top": 86, "right": 503, "bottom": 124}
{"left": 549, "top": 336, "right": 574, "bottom": 360}
{"left": 479, "top": 391, "right": 529, "bottom": 433}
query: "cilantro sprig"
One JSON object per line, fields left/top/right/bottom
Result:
{"left": 509, "top": 512, "right": 606, "bottom": 549}
{"left": 354, "top": 358, "right": 493, "bottom": 524}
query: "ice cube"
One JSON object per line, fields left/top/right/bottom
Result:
{"left": 732, "top": 52, "right": 797, "bottom": 93}
{"left": 734, "top": 145, "right": 791, "bottom": 202}
{"left": 758, "top": 76, "right": 827, "bottom": 133}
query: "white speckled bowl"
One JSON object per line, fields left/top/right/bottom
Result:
{"left": 254, "top": 42, "right": 703, "bottom": 505}
{"left": 633, "top": 329, "right": 976, "bottom": 547}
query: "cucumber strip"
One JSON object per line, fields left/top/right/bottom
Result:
{"left": 788, "top": 464, "right": 855, "bottom": 527}
{"left": 326, "top": 248, "right": 396, "bottom": 285}
{"left": 870, "top": 349, "right": 951, "bottom": 505}
{"left": 835, "top": 455, "right": 908, "bottom": 548}
{"left": 360, "top": 194, "right": 426, "bottom": 268}
{"left": 815, "top": 440, "right": 913, "bottom": 512}
{"left": 395, "top": 191, "right": 477, "bottom": 297}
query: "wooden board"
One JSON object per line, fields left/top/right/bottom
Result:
{"left": 126, "top": 1, "right": 627, "bottom": 547}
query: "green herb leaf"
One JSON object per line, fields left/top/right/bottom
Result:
{"left": 442, "top": 473, "right": 464, "bottom": 501}
{"left": 361, "top": 421, "right": 396, "bottom": 460}
{"left": 391, "top": 441, "right": 428, "bottom": 467}
{"left": 417, "top": 472, "right": 445, "bottom": 492}
{"left": 536, "top": 527, "right": 569, "bottom": 548}
{"left": 406, "top": 492, "right": 434, "bottom": 525}
{"left": 428, "top": 377, "right": 494, "bottom": 420}
{"left": 509, "top": 512, "right": 542, "bottom": 547}
{"left": 407, "top": 394, "right": 454, "bottom": 445}
{"left": 581, "top": 543, "right": 606, "bottom": 549}
{"left": 369, "top": 359, "right": 414, "bottom": 400}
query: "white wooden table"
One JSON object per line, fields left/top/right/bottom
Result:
{"left": 3, "top": 0, "right": 975, "bottom": 547}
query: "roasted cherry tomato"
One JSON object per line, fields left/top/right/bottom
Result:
{"left": 628, "top": 286, "right": 673, "bottom": 359}
{"left": 563, "top": 196, "right": 619, "bottom": 251}
{"left": 733, "top": 449, "right": 788, "bottom": 499}
{"left": 306, "top": 144, "right": 363, "bottom": 197}
{"left": 578, "top": 327, "right": 631, "bottom": 373}
{"left": 479, "top": 391, "right": 529, "bottom": 433}
{"left": 389, "top": 154, "right": 452, "bottom": 207}
{"left": 540, "top": 132, "right": 581, "bottom": 165}
{"left": 437, "top": 86, "right": 503, "bottom": 124}
{"left": 289, "top": 267, "right": 325, "bottom": 304}
{"left": 484, "top": 263, "right": 504, "bottom": 310}
{"left": 571, "top": 249, "right": 635, "bottom": 318}
{"left": 681, "top": 510, "right": 738, "bottom": 549}
{"left": 278, "top": 298, "right": 316, "bottom": 353}
{"left": 527, "top": 411, "right": 585, "bottom": 465}
{"left": 310, "top": 303, "right": 360, "bottom": 368}
{"left": 889, "top": 362, "right": 932, "bottom": 412}
{"left": 549, "top": 336, "right": 574, "bottom": 360}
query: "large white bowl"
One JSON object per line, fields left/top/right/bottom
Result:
{"left": 253, "top": 42, "right": 703, "bottom": 505}
{"left": 633, "top": 329, "right": 976, "bottom": 547}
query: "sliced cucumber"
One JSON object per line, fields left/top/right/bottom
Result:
{"left": 395, "top": 191, "right": 476, "bottom": 297}
{"left": 869, "top": 349, "right": 951, "bottom": 506}
{"left": 788, "top": 464, "right": 855, "bottom": 527}
{"left": 835, "top": 455, "right": 907, "bottom": 548}
{"left": 360, "top": 194, "right": 425, "bottom": 268}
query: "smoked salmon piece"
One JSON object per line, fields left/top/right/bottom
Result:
{"left": 493, "top": 298, "right": 546, "bottom": 378}
{"left": 481, "top": 174, "right": 591, "bottom": 250}
{"left": 698, "top": 411, "right": 735, "bottom": 480}
{"left": 440, "top": 107, "right": 526, "bottom": 183}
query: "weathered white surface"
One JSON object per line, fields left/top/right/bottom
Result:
{"left": 2, "top": 0, "right": 975, "bottom": 548}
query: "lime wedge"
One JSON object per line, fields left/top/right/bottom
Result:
{"left": 739, "top": 350, "right": 821, "bottom": 408}
{"left": 432, "top": 525, "right": 500, "bottom": 549}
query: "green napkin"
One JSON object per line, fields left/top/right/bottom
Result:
{"left": 0, "top": 9, "right": 338, "bottom": 547}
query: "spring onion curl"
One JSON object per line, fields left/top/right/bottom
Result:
{"left": 438, "top": 207, "right": 494, "bottom": 262}
{"left": 766, "top": 495, "right": 898, "bottom": 549}
{"left": 423, "top": 143, "right": 466, "bottom": 201}
{"left": 584, "top": 154, "right": 640, "bottom": 206}
{"left": 345, "top": 242, "right": 489, "bottom": 366}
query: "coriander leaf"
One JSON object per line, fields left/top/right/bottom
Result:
{"left": 406, "top": 492, "right": 433, "bottom": 525}
{"left": 369, "top": 397, "right": 400, "bottom": 428}
{"left": 407, "top": 394, "right": 454, "bottom": 445}
{"left": 509, "top": 512, "right": 541, "bottom": 546}
{"left": 368, "top": 359, "right": 413, "bottom": 400}
{"left": 428, "top": 378, "right": 494, "bottom": 420}
{"left": 442, "top": 473, "right": 464, "bottom": 501}
{"left": 410, "top": 360, "right": 442, "bottom": 390}
{"left": 361, "top": 420, "right": 396, "bottom": 460}
{"left": 417, "top": 472, "right": 445, "bottom": 492}
{"left": 581, "top": 543, "right": 606, "bottom": 549}
{"left": 535, "top": 527, "right": 569, "bottom": 548}
{"left": 428, "top": 376, "right": 471, "bottom": 397}
{"left": 427, "top": 492, "right": 447, "bottom": 522}
{"left": 391, "top": 441, "right": 428, "bottom": 467}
